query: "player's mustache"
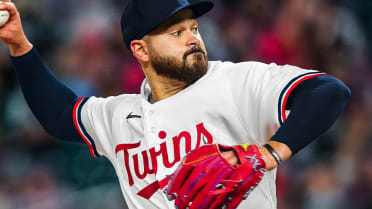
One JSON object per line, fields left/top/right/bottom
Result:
{"left": 183, "top": 46, "right": 205, "bottom": 60}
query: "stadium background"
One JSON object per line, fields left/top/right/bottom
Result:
{"left": 0, "top": 0, "right": 371, "bottom": 208}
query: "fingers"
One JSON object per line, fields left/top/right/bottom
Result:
{"left": 0, "top": 1, "right": 17, "bottom": 15}
{"left": 0, "top": 1, "right": 18, "bottom": 24}
{"left": 221, "top": 150, "right": 239, "bottom": 166}
{"left": 0, "top": 1, "right": 14, "bottom": 8}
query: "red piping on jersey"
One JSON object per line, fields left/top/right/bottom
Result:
{"left": 281, "top": 73, "right": 326, "bottom": 122}
{"left": 73, "top": 97, "right": 97, "bottom": 158}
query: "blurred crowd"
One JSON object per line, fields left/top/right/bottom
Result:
{"left": 0, "top": 0, "right": 371, "bottom": 209}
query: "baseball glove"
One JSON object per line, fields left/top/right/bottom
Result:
{"left": 165, "top": 143, "right": 266, "bottom": 209}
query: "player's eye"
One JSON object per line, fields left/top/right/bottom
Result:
{"left": 171, "top": 30, "right": 181, "bottom": 36}
{"left": 192, "top": 26, "right": 199, "bottom": 34}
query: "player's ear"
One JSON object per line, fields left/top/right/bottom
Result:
{"left": 131, "top": 40, "right": 150, "bottom": 62}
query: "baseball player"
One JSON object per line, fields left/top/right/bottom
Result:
{"left": 0, "top": 0, "right": 350, "bottom": 208}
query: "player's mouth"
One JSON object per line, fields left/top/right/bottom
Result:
{"left": 183, "top": 46, "right": 205, "bottom": 59}
{"left": 185, "top": 52, "right": 205, "bottom": 63}
{"left": 186, "top": 51, "right": 204, "bottom": 56}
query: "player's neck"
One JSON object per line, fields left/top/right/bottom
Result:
{"left": 145, "top": 70, "right": 188, "bottom": 103}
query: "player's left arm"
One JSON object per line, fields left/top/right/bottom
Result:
{"left": 258, "top": 74, "right": 350, "bottom": 170}
{"left": 223, "top": 74, "right": 350, "bottom": 170}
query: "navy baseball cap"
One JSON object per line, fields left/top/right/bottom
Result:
{"left": 121, "top": 0, "right": 214, "bottom": 51}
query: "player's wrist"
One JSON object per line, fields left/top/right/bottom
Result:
{"left": 259, "top": 146, "right": 278, "bottom": 170}
{"left": 9, "top": 39, "right": 33, "bottom": 57}
{"left": 259, "top": 141, "right": 292, "bottom": 171}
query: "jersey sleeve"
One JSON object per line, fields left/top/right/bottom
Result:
{"left": 72, "top": 96, "right": 121, "bottom": 158}
{"left": 227, "top": 62, "right": 325, "bottom": 141}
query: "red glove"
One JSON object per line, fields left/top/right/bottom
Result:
{"left": 165, "top": 144, "right": 266, "bottom": 209}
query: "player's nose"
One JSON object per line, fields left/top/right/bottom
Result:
{"left": 185, "top": 30, "right": 201, "bottom": 47}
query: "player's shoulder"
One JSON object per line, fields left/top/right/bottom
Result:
{"left": 208, "top": 60, "right": 313, "bottom": 76}
{"left": 84, "top": 93, "right": 142, "bottom": 109}
{"left": 208, "top": 60, "right": 271, "bottom": 72}
{"left": 207, "top": 60, "right": 274, "bottom": 78}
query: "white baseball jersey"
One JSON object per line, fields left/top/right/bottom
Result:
{"left": 72, "top": 60, "right": 324, "bottom": 209}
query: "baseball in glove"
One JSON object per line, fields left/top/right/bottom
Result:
{"left": 165, "top": 143, "right": 266, "bottom": 209}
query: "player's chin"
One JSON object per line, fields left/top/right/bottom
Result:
{"left": 186, "top": 61, "right": 207, "bottom": 74}
{"left": 184, "top": 59, "right": 208, "bottom": 82}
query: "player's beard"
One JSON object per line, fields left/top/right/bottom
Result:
{"left": 148, "top": 44, "right": 208, "bottom": 85}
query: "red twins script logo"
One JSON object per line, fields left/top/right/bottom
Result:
{"left": 115, "top": 122, "right": 214, "bottom": 199}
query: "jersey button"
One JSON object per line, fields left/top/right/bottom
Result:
{"left": 149, "top": 110, "right": 154, "bottom": 115}
{"left": 151, "top": 127, "right": 156, "bottom": 133}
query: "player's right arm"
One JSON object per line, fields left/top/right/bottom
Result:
{"left": 0, "top": 1, "right": 82, "bottom": 142}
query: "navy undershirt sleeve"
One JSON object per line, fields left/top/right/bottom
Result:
{"left": 10, "top": 47, "right": 82, "bottom": 142}
{"left": 270, "top": 74, "right": 351, "bottom": 155}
